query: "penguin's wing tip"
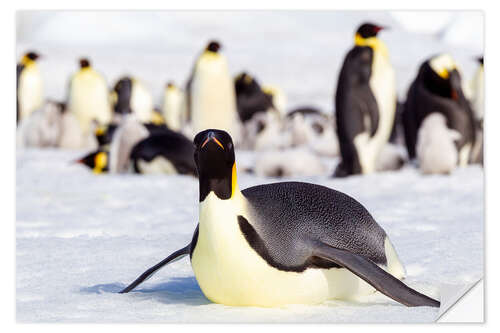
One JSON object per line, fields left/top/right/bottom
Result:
{"left": 311, "top": 241, "right": 440, "bottom": 308}
{"left": 119, "top": 244, "right": 191, "bottom": 294}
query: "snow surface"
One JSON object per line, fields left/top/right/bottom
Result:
{"left": 16, "top": 11, "right": 484, "bottom": 323}
{"left": 16, "top": 149, "right": 483, "bottom": 323}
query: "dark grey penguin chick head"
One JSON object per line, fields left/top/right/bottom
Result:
{"left": 356, "top": 22, "right": 387, "bottom": 38}
{"left": 193, "top": 129, "right": 235, "bottom": 201}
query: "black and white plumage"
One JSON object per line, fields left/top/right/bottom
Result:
{"left": 234, "top": 72, "right": 275, "bottom": 123}
{"left": 120, "top": 129, "right": 439, "bottom": 309}
{"left": 17, "top": 51, "right": 44, "bottom": 124}
{"left": 111, "top": 76, "right": 154, "bottom": 123}
{"left": 402, "top": 54, "right": 476, "bottom": 167}
{"left": 185, "top": 40, "right": 242, "bottom": 143}
{"left": 129, "top": 130, "right": 197, "bottom": 176}
{"left": 67, "top": 58, "right": 112, "bottom": 136}
{"left": 78, "top": 115, "right": 195, "bottom": 176}
{"left": 108, "top": 114, "right": 150, "bottom": 173}
{"left": 334, "top": 23, "right": 396, "bottom": 177}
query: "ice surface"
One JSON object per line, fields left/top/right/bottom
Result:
{"left": 16, "top": 149, "right": 483, "bottom": 323}
{"left": 16, "top": 11, "right": 483, "bottom": 323}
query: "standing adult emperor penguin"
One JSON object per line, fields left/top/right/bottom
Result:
{"left": 17, "top": 51, "right": 44, "bottom": 123}
{"left": 402, "top": 54, "right": 476, "bottom": 166}
{"left": 186, "top": 41, "right": 242, "bottom": 143}
{"left": 334, "top": 23, "right": 396, "bottom": 177}
{"left": 111, "top": 76, "right": 154, "bottom": 123}
{"left": 67, "top": 58, "right": 112, "bottom": 135}
{"left": 119, "top": 129, "right": 439, "bottom": 308}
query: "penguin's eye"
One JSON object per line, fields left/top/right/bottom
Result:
{"left": 256, "top": 120, "right": 266, "bottom": 134}
{"left": 226, "top": 142, "right": 233, "bottom": 151}
{"left": 312, "top": 123, "right": 324, "bottom": 134}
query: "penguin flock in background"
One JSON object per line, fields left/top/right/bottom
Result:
{"left": 17, "top": 22, "right": 484, "bottom": 178}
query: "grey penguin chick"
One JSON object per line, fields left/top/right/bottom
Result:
{"left": 254, "top": 148, "right": 327, "bottom": 178}
{"left": 417, "top": 113, "right": 461, "bottom": 175}
{"left": 119, "top": 129, "right": 439, "bottom": 308}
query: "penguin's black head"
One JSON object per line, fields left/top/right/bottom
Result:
{"left": 79, "top": 58, "right": 91, "bottom": 69}
{"left": 95, "top": 124, "right": 118, "bottom": 146}
{"left": 356, "top": 23, "right": 385, "bottom": 38}
{"left": 425, "top": 54, "right": 463, "bottom": 100}
{"left": 26, "top": 52, "right": 40, "bottom": 61}
{"left": 477, "top": 56, "right": 484, "bottom": 65}
{"left": 75, "top": 150, "right": 109, "bottom": 174}
{"left": 193, "top": 129, "right": 236, "bottom": 201}
{"left": 206, "top": 41, "right": 221, "bottom": 53}
{"left": 234, "top": 72, "right": 260, "bottom": 95}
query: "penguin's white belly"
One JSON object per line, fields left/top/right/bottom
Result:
{"left": 18, "top": 67, "right": 43, "bottom": 120}
{"left": 136, "top": 157, "right": 177, "bottom": 174}
{"left": 131, "top": 82, "right": 153, "bottom": 123}
{"left": 190, "top": 60, "right": 241, "bottom": 142}
{"left": 191, "top": 193, "right": 379, "bottom": 307}
{"left": 69, "top": 74, "right": 111, "bottom": 134}
{"left": 163, "top": 90, "right": 185, "bottom": 131}
{"left": 355, "top": 52, "right": 396, "bottom": 174}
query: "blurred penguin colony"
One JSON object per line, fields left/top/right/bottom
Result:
{"left": 16, "top": 21, "right": 484, "bottom": 177}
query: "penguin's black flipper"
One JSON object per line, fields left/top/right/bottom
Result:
{"left": 119, "top": 245, "right": 190, "bottom": 293}
{"left": 359, "top": 88, "right": 379, "bottom": 137}
{"left": 312, "top": 241, "right": 440, "bottom": 308}
{"left": 17, "top": 63, "right": 24, "bottom": 124}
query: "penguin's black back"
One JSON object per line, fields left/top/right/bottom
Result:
{"left": 144, "top": 123, "right": 169, "bottom": 135}
{"left": 96, "top": 124, "right": 118, "bottom": 147}
{"left": 234, "top": 73, "right": 274, "bottom": 122}
{"left": 113, "top": 77, "right": 133, "bottom": 114}
{"left": 241, "top": 181, "right": 387, "bottom": 272}
{"left": 130, "top": 130, "right": 197, "bottom": 176}
{"left": 403, "top": 59, "right": 476, "bottom": 159}
{"left": 334, "top": 46, "right": 379, "bottom": 176}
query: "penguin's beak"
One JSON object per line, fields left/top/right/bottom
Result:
{"left": 375, "top": 25, "right": 388, "bottom": 32}
{"left": 201, "top": 132, "right": 225, "bottom": 151}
